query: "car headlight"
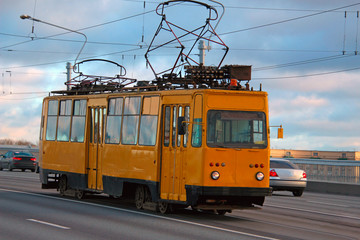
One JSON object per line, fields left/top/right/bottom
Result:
{"left": 256, "top": 172, "right": 265, "bottom": 181}
{"left": 211, "top": 171, "right": 220, "bottom": 180}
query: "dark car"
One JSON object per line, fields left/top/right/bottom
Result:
{"left": 0, "top": 151, "right": 36, "bottom": 172}
{"left": 270, "top": 159, "right": 307, "bottom": 196}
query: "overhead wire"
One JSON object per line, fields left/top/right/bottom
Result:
{"left": 3, "top": 3, "right": 360, "bottom": 103}
{"left": 0, "top": 1, "right": 183, "bottom": 51}
{"left": 219, "top": 2, "right": 360, "bottom": 36}
{"left": 2, "top": 2, "right": 356, "bottom": 50}
{"left": 0, "top": 94, "right": 48, "bottom": 100}
{"left": 252, "top": 54, "right": 353, "bottom": 71}
{"left": 253, "top": 65, "right": 360, "bottom": 80}
{"left": 1, "top": 2, "right": 357, "bottom": 51}
{"left": 2, "top": 1, "right": 360, "bottom": 78}
{"left": 0, "top": 47, "right": 143, "bottom": 70}
{"left": 228, "top": 47, "right": 340, "bottom": 53}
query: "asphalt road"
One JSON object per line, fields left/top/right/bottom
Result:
{"left": 0, "top": 170, "right": 359, "bottom": 240}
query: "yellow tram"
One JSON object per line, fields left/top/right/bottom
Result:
{"left": 39, "top": 71, "right": 272, "bottom": 214}
{"left": 38, "top": 0, "right": 273, "bottom": 215}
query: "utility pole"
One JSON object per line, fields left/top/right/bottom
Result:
{"left": 66, "top": 62, "right": 72, "bottom": 91}
{"left": 1, "top": 73, "right": 4, "bottom": 94}
{"left": 6, "top": 70, "right": 12, "bottom": 94}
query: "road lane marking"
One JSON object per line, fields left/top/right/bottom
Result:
{"left": 26, "top": 219, "right": 70, "bottom": 230}
{"left": 265, "top": 204, "right": 360, "bottom": 220}
{"left": 306, "top": 200, "right": 349, "bottom": 208}
{"left": 0, "top": 188, "right": 278, "bottom": 240}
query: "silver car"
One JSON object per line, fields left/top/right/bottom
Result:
{"left": 270, "top": 159, "right": 307, "bottom": 196}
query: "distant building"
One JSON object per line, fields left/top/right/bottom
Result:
{"left": 270, "top": 149, "right": 360, "bottom": 183}
{"left": 271, "top": 149, "right": 360, "bottom": 161}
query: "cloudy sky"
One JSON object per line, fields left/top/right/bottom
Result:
{"left": 1, "top": 0, "right": 360, "bottom": 151}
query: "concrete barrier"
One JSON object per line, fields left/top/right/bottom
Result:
{"left": 306, "top": 181, "right": 360, "bottom": 197}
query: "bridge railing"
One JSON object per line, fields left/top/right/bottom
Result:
{"left": 274, "top": 158, "right": 360, "bottom": 184}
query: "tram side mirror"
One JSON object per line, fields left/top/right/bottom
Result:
{"left": 277, "top": 126, "right": 283, "bottom": 139}
{"left": 178, "top": 116, "right": 186, "bottom": 135}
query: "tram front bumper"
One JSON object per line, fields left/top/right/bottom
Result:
{"left": 185, "top": 185, "right": 272, "bottom": 207}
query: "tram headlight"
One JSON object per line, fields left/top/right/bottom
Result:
{"left": 256, "top": 172, "right": 265, "bottom": 181}
{"left": 211, "top": 171, "right": 220, "bottom": 180}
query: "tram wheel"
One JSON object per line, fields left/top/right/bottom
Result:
{"left": 76, "top": 190, "right": 85, "bottom": 200}
{"left": 158, "top": 201, "right": 172, "bottom": 214}
{"left": 215, "top": 210, "right": 227, "bottom": 215}
{"left": 135, "top": 185, "right": 145, "bottom": 209}
{"left": 59, "top": 175, "right": 67, "bottom": 196}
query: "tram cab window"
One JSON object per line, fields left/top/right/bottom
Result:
{"left": 105, "top": 98, "right": 123, "bottom": 144}
{"left": 122, "top": 97, "right": 141, "bottom": 145}
{"left": 45, "top": 100, "right": 58, "bottom": 141}
{"left": 71, "top": 99, "right": 87, "bottom": 142}
{"left": 207, "top": 110, "right": 267, "bottom": 149}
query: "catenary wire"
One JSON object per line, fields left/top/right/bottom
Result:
{"left": 253, "top": 65, "right": 360, "bottom": 80}
{"left": 219, "top": 2, "right": 360, "bottom": 36}
{"left": 252, "top": 54, "right": 353, "bottom": 71}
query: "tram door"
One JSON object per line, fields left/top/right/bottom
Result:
{"left": 87, "top": 106, "right": 106, "bottom": 190}
{"left": 161, "top": 105, "right": 190, "bottom": 202}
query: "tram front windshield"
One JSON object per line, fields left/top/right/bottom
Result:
{"left": 207, "top": 110, "right": 267, "bottom": 149}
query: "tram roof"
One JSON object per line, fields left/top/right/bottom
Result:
{"left": 50, "top": 65, "right": 261, "bottom": 96}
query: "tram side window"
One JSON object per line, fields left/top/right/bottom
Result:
{"left": 57, "top": 100, "right": 72, "bottom": 142}
{"left": 71, "top": 99, "right": 87, "bottom": 142}
{"left": 192, "top": 95, "right": 203, "bottom": 147}
{"left": 105, "top": 98, "right": 123, "bottom": 144}
{"left": 139, "top": 96, "right": 159, "bottom": 146}
{"left": 122, "top": 96, "right": 141, "bottom": 145}
{"left": 45, "top": 100, "right": 58, "bottom": 141}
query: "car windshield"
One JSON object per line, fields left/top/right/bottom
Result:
{"left": 14, "top": 152, "right": 32, "bottom": 156}
{"left": 270, "top": 160, "right": 299, "bottom": 169}
{"left": 207, "top": 110, "right": 267, "bottom": 148}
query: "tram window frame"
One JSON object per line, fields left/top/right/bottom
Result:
{"left": 139, "top": 96, "right": 159, "bottom": 146}
{"left": 39, "top": 101, "right": 45, "bottom": 140}
{"left": 183, "top": 106, "right": 190, "bottom": 147}
{"left": 57, "top": 99, "right": 72, "bottom": 142}
{"left": 70, "top": 99, "right": 87, "bottom": 143}
{"left": 192, "top": 95, "right": 203, "bottom": 148}
{"left": 122, "top": 96, "right": 141, "bottom": 145}
{"left": 177, "top": 106, "right": 183, "bottom": 147}
{"left": 105, "top": 98, "right": 123, "bottom": 144}
{"left": 172, "top": 106, "right": 177, "bottom": 147}
{"left": 163, "top": 106, "right": 171, "bottom": 147}
{"left": 45, "top": 100, "right": 58, "bottom": 141}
